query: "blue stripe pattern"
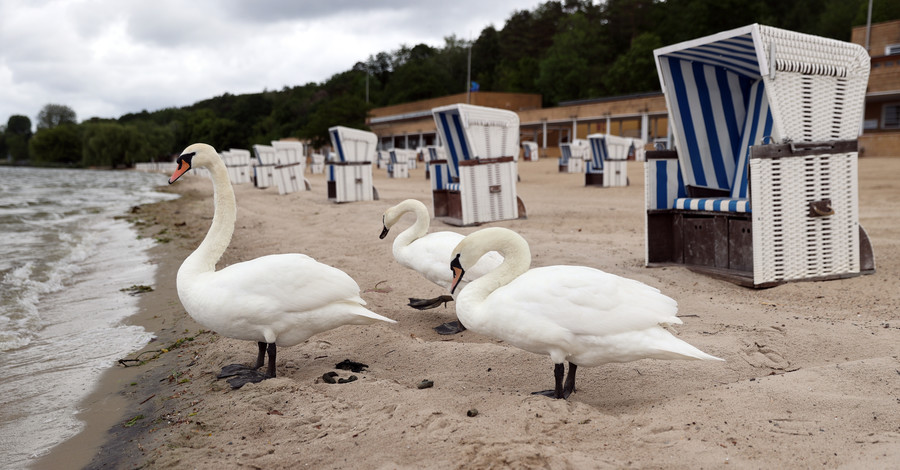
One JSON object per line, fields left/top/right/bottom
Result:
{"left": 731, "top": 80, "right": 773, "bottom": 199}
{"left": 558, "top": 144, "right": 572, "bottom": 165}
{"left": 435, "top": 110, "right": 469, "bottom": 180}
{"left": 674, "top": 198, "right": 751, "bottom": 213}
{"left": 587, "top": 136, "right": 606, "bottom": 174}
{"left": 330, "top": 129, "right": 346, "bottom": 162}
{"left": 648, "top": 159, "right": 685, "bottom": 209}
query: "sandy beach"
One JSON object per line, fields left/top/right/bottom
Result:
{"left": 36, "top": 155, "right": 900, "bottom": 469}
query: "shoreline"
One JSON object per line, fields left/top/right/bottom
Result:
{"left": 38, "top": 156, "right": 900, "bottom": 469}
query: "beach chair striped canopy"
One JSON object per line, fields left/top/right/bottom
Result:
{"left": 329, "top": 126, "right": 377, "bottom": 163}
{"left": 652, "top": 23, "right": 869, "bottom": 213}
{"left": 432, "top": 103, "right": 519, "bottom": 188}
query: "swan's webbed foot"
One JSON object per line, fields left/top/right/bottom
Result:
{"left": 531, "top": 363, "right": 577, "bottom": 399}
{"left": 408, "top": 295, "right": 455, "bottom": 310}
{"left": 433, "top": 321, "right": 466, "bottom": 335}
{"left": 217, "top": 342, "right": 277, "bottom": 389}
{"left": 224, "top": 369, "right": 272, "bottom": 389}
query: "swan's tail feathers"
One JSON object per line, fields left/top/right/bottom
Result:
{"left": 352, "top": 306, "right": 397, "bottom": 324}
{"left": 642, "top": 327, "right": 724, "bottom": 362}
{"left": 663, "top": 336, "right": 724, "bottom": 362}
{"left": 408, "top": 295, "right": 455, "bottom": 310}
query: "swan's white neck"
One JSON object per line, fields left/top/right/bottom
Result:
{"left": 391, "top": 200, "right": 430, "bottom": 256}
{"left": 180, "top": 160, "right": 235, "bottom": 277}
{"left": 457, "top": 229, "right": 531, "bottom": 304}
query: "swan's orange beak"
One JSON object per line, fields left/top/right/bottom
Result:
{"left": 168, "top": 159, "right": 190, "bottom": 184}
{"left": 450, "top": 254, "right": 465, "bottom": 295}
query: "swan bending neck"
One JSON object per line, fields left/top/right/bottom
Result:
{"left": 185, "top": 162, "right": 235, "bottom": 274}
{"left": 393, "top": 201, "right": 430, "bottom": 251}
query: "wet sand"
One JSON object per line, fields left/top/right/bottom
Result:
{"left": 37, "top": 156, "right": 900, "bottom": 469}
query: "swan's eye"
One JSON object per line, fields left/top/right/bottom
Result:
{"left": 178, "top": 152, "right": 196, "bottom": 167}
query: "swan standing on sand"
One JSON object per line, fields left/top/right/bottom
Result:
{"left": 379, "top": 199, "right": 502, "bottom": 334}
{"left": 168, "top": 143, "right": 396, "bottom": 388}
{"left": 450, "top": 227, "right": 722, "bottom": 399}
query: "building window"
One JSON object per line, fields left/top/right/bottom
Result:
{"left": 886, "top": 44, "right": 900, "bottom": 56}
{"left": 883, "top": 104, "right": 900, "bottom": 130}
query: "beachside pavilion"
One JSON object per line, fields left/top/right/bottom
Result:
{"left": 851, "top": 19, "right": 900, "bottom": 158}
{"left": 367, "top": 19, "right": 900, "bottom": 159}
{"left": 366, "top": 91, "right": 670, "bottom": 159}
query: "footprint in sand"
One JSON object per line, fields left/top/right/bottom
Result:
{"left": 739, "top": 342, "right": 790, "bottom": 370}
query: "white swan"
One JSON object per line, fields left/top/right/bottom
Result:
{"left": 379, "top": 199, "right": 502, "bottom": 334}
{"left": 168, "top": 143, "right": 396, "bottom": 388}
{"left": 450, "top": 227, "right": 722, "bottom": 399}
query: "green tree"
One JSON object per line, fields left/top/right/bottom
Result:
{"left": 602, "top": 32, "right": 664, "bottom": 95}
{"left": 36, "top": 104, "right": 77, "bottom": 130}
{"left": 29, "top": 124, "right": 81, "bottom": 166}
{"left": 4, "top": 115, "right": 32, "bottom": 161}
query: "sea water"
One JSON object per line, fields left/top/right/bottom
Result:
{"left": 0, "top": 166, "right": 177, "bottom": 469}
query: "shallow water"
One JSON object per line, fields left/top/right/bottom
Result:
{"left": 0, "top": 166, "right": 177, "bottom": 468}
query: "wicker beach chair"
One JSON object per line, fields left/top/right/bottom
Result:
{"left": 310, "top": 153, "right": 325, "bottom": 174}
{"left": 522, "top": 141, "right": 540, "bottom": 162}
{"left": 431, "top": 103, "right": 525, "bottom": 226}
{"left": 222, "top": 149, "right": 252, "bottom": 185}
{"left": 558, "top": 139, "right": 588, "bottom": 173}
{"left": 585, "top": 134, "right": 630, "bottom": 187}
{"left": 327, "top": 126, "right": 377, "bottom": 202}
{"left": 270, "top": 141, "right": 311, "bottom": 194}
{"left": 645, "top": 24, "right": 875, "bottom": 287}
{"left": 387, "top": 149, "right": 412, "bottom": 178}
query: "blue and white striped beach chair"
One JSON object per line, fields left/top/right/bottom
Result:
{"left": 558, "top": 139, "right": 587, "bottom": 173}
{"left": 645, "top": 24, "right": 874, "bottom": 287}
{"left": 387, "top": 149, "right": 412, "bottom": 178}
{"left": 585, "top": 134, "right": 631, "bottom": 187}
{"left": 431, "top": 103, "right": 524, "bottom": 226}
{"left": 522, "top": 141, "right": 539, "bottom": 162}
{"left": 327, "top": 126, "right": 376, "bottom": 202}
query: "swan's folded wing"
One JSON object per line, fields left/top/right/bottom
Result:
{"left": 489, "top": 266, "right": 681, "bottom": 336}
{"left": 403, "top": 231, "right": 463, "bottom": 287}
{"left": 211, "top": 253, "right": 366, "bottom": 312}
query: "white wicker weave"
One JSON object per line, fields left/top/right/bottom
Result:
{"left": 750, "top": 149, "right": 860, "bottom": 284}
{"left": 457, "top": 159, "right": 519, "bottom": 226}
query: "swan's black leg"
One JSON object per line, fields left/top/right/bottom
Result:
{"left": 408, "top": 295, "right": 455, "bottom": 310}
{"left": 254, "top": 341, "right": 267, "bottom": 369}
{"left": 562, "top": 363, "right": 577, "bottom": 399}
{"left": 532, "top": 363, "right": 565, "bottom": 398}
{"left": 266, "top": 343, "right": 277, "bottom": 378}
{"left": 434, "top": 320, "right": 466, "bottom": 335}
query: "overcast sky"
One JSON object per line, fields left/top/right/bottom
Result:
{"left": 0, "top": 0, "right": 543, "bottom": 130}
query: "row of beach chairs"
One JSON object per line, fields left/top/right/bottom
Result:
{"left": 137, "top": 23, "right": 875, "bottom": 290}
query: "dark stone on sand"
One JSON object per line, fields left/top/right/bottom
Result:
{"left": 335, "top": 359, "right": 368, "bottom": 373}
{"left": 467, "top": 409, "right": 479, "bottom": 417}
{"left": 417, "top": 379, "right": 434, "bottom": 389}
{"left": 322, "top": 371, "right": 338, "bottom": 384}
